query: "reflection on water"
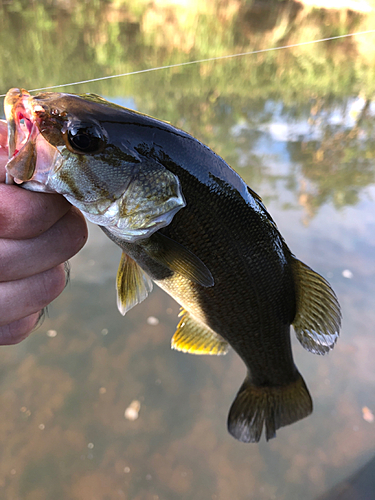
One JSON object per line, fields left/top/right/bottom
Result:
{"left": 318, "top": 453, "right": 375, "bottom": 500}
{"left": 1, "top": 1, "right": 375, "bottom": 499}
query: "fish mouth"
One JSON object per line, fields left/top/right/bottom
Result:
{"left": 4, "top": 88, "right": 61, "bottom": 190}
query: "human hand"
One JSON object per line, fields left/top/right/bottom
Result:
{"left": 0, "top": 119, "right": 88, "bottom": 344}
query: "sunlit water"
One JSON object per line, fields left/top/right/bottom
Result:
{"left": 0, "top": 2, "right": 375, "bottom": 499}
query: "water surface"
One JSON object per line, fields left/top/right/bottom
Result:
{"left": 0, "top": 1, "right": 375, "bottom": 499}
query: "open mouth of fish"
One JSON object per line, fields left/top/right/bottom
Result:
{"left": 4, "top": 88, "right": 61, "bottom": 190}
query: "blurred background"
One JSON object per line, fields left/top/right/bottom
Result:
{"left": 0, "top": 0, "right": 375, "bottom": 498}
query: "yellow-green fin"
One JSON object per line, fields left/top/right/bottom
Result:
{"left": 171, "top": 309, "right": 228, "bottom": 355}
{"left": 147, "top": 233, "right": 214, "bottom": 287}
{"left": 116, "top": 252, "right": 153, "bottom": 316}
{"left": 291, "top": 258, "right": 341, "bottom": 355}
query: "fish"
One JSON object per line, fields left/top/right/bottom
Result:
{"left": 3, "top": 88, "right": 341, "bottom": 443}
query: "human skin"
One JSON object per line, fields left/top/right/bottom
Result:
{"left": 0, "top": 122, "right": 88, "bottom": 344}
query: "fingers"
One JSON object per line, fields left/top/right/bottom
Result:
{"left": 0, "top": 181, "right": 88, "bottom": 343}
{"left": 0, "top": 264, "right": 67, "bottom": 328}
{"left": 0, "top": 312, "right": 42, "bottom": 345}
{"left": 0, "top": 184, "right": 72, "bottom": 239}
{"left": 0, "top": 125, "right": 89, "bottom": 344}
{"left": 0, "top": 206, "right": 87, "bottom": 282}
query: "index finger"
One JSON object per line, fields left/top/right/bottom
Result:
{"left": 0, "top": 184, "right": 72, "bottom": 239}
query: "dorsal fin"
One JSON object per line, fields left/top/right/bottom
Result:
{"left": 291, "top": 258, "right": 341, "bottom": 355}
{"left": 171, "top": 309, "right": 229, "bottom": 355}
{"left": 247, "top": 185, "right": 263, "bottom": 204}
{"left": 116, "top": 252, "right": 153, "bottom": 315}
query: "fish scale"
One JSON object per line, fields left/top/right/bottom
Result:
{"left": 156, "top": 172, "right": 296, "bottom": 383}
{"left": 3, "top": 88, "right": 341, "bottom": 443}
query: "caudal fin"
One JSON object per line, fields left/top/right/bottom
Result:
{"left": 227, "top": 372, "right": 313, "bottom": 443}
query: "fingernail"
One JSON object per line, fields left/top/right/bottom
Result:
{"left": 32, "top": 307, "right": 48, "bottom": 331}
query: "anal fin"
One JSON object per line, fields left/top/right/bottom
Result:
{"left": 171, "top": 309, "right": 229, "bottom": 355}
{"left": 116, "top": 252, "right": 153, "bottom": 315}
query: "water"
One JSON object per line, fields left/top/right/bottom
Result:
{"left": 0, "top": 1, "right": 375, "bottom": 499}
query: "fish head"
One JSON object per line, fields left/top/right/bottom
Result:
{"left": 4, "top": 88, "right": 185, "bottom": 242}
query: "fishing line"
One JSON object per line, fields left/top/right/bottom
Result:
{"left": 0, "top": 29, "right": 374, "bottom": 97}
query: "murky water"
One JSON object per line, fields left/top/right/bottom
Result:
{"left": 0, "top": 1, "right": 375, "bottom": 499}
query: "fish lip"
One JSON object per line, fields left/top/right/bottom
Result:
{"left": 5, "top": 88, "right": 34, "bottom": 155}
{"left": 4, "top": 88, "right": 60, "bottom": 187}
{"left": 4, "top": 88, "right": 37, "bottom": 184}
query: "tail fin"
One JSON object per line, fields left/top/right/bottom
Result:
{"left": 227, "top": 372, "right": 313, "bottom": 443}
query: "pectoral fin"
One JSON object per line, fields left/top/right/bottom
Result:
{"left": 116, "top": 252, "right": 153, "bottom": 315}
{"left": 172, "top": 309, "right": 229, "bottom": 355}
{"left": 146, "top": 233, "right": 214, "bottom": 287}
{"left": 291, "top": 258, "right": 341, "bottom": 355}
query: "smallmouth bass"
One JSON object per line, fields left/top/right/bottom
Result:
{"left": 3, "top": 88, "right": 341, "bottom": 443}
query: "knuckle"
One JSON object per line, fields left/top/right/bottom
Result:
{"left": 36, "top": 265, "right": 67, "bottom": 307}
{"left": 0, "top": 266, "right": 66, "bottom": 327}
{"left": 57, "top": 208, "right": 88, "bottom": 258}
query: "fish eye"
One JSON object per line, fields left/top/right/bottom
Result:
{"left": 65, "top": 123, "right": 105, "bottom": 154}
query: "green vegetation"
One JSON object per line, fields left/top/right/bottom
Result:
{"left": 1, "top": 0, "right": 375, "bottom": 218}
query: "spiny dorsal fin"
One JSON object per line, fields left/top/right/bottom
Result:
{"left": 247, "top": 185, "right": 263, "bottom": 204}
{"left": 116, "top": 252, "right": 153, "bottom": 316}
{"left": 148, "top": 233, "right": 214, "bottom": 288}
{"left": 291, "top": 258, "right": 341, "bottom": 355}
{"left": 171, "top": 309, "right": 229, "bottom": 355}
